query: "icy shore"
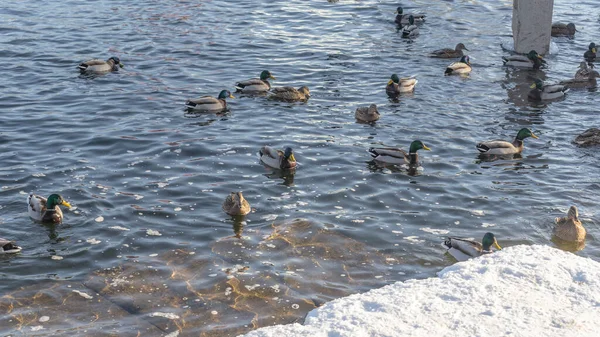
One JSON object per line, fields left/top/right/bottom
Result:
{"left": 241, "top": 245, "right": 600, "bottom": 337}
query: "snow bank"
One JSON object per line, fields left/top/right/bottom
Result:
{"left": 240, "top": 245, "right": 600, "bottom": 337}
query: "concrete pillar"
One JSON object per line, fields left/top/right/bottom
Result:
{"left": 512, "top": 0, "right": 554, "bottom": 55}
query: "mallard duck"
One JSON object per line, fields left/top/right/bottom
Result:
{"left": 0, "top": 237, "right": 21, "bottom": 254}
{"left": 78, "top": 57, "right": 124, "bottom": 74}
{"left": 574, "top": 128, "right": 600, "bottom": 147}
{"left": 575, "top": 61, "right": 594, "bottom": 80}
{"left": 443, "top": 232, "right": 501, "bottom": 262}
{"left": 528, "top": 79, "right": 568, "bottom": 101}
{"left": 185, "top": 90, "right": 234, "bottom": 112}
{"left": 430, "top": 43, "right": 469, "bottom": 58}
{"left": 444, "top": 55, "right": 471, "bottom": 75}
{"left": 355, "top": 104, "right": 380, "bottom": 122}
{"left": 551, "top": 22, "right": 577, "bottom": 37}
{"left": 394, "top": 6, "right": 426, "bottom": 26}
{"left": 222, "top": 192, "right": 251, "bottom": 216}
{"left": 502, "top": 50, "right": 546, "bottom": 69}
{"left": 368, "top": 140, "right": 430, "bottom": 165}
{"left": 553, "top": 206, "right": 586, "bottom": 243}
{"left": 235, "top": 70, "right": 276, "bottom": 93}
{"left": 259, "top": 146, "right": 297, "bottom": 169}
{"left": 401, "top": 15, "right": 419, "bottom": 38}
{"left": 386, "top": 74, "right": 417, "bottom": 96}
{"left": 584, "top": 43, "right": 596, "bottom": 63}
{"left": 27, "top": 194, "right": 72, "bottom": 224}
{"left": 476, "top": 128, "right": 538, "bottom": 155}
{"left": 268, "top": 86, "right": 310, "bottom": 102}
{"left": 560, "top": 64, "right": 599, "bottom": 89}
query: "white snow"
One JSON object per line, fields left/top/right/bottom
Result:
{"left": 240, "top": 245, "right": 600, "bottom": 337}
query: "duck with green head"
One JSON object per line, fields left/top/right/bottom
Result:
{"left": 476, "top": 128, "right": 538, "bottom": 155}
{"left": 235, "top": 70, "right": 276, "bottom": 93}
{"left": 386, "top": 74, "right": 418, "bottom": 96}
{"left": 368, "top": 140, "right": 430, "bottom": 166}
{"left": 401, "top": 15, "right": 419, "bottom": 38}
{"left": 443, "top": 232, "right": 502, "bottom": 262}
{"left": 502, "top": 50, "right": 546, "bottom": 69}
{"left": 259, "top": 146, "right": 297, "bottom": 170}
{"left": 528, "top": 79, "right": 568, "bottom": 101}
{"left": 584, "top": 42, "right": 596, "bottom": 63}
{"left": 185, "top": 90, "right": 234, "bottom": 112}
{"left": 27, "top": 194, "right": 72, "bottom": 224}
{"left": 394, "top": 6, "right": 426, "bottom": 26}
{"left": 78, "top": 56, "right": 124, "bottom": 74}
{"left": 444, "top": 55, "right": 471, "bottom": 75}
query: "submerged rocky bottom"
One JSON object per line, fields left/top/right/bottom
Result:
{"left": 0, "top": 219, "right": 398, "bottom": 336}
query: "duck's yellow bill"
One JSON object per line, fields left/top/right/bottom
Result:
{"left": 62, "top": 201, "right": 72, "bottom": 208}
{"left": 593, "top": 48, "right": 597, "bottom": 53}
{"left": 387, "top": 79, "right": 394, "bottom": 85}
{"left": 229, "top": 94, "right": 235, "bottom": 99}
{"left": 423, "top": 145, "right": 431, "bottom": 151}
{"left": 270, "top": 75, "right": 276, "bottom": 80}
{"left": 531, "top": 133, "right": 539, "bottom": 139}
{"left": 494, "top": 242, "right": 502, "bottom": 250}
{"left": 289, "top": 153, "right": 296, "bottom": 162}
{"left": 529, "top": 83, "right": 537, "bottom": 88}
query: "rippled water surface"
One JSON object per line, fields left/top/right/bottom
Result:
{"left": 1, "top": 0, "right": 599, "bottom": 335}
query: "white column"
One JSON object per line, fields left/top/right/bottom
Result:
{"left": 512, "top": 0, "right": 554, "bottom": 55}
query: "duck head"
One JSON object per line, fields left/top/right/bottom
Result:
{"left": 516, "top": 128, "right": 539, "bottom": 140}
{"left": 109, "top": 56, "right": 124, "bottom": 68}
{"left": 260, "top": 70, "right": 276, "bottom": 81}
{"left": 482, "top": 232, "right": 502, "bottom": 251}
{"left": 409, "top": 140, "right": 431, "bottom": 154}
{"left": 218, "top": 90, "right": 235, "bottom": 99}
{"left": 46, "top": 194, "right": 71, "bottom": 209}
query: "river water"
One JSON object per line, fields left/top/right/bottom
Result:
{"left": 0, "top": 0, "right": 598, "bottom": 336}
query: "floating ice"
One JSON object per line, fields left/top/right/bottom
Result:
{"left": 419, "top": 227, "right": 450, "bottom": 235}
{"left": 38, "top": 316, "right": 49, "bottom": 322}
{"left": 109, "top": 226, "right": 130, "bottom": 231}
{"left": 86, "top": 238, "right": 101, "bottom": 245}
{"left": 95, "top": 216, "right": 104, "bottom": 222}
{"left": 150, "top": 312, "right": 180, "bottom": 320}
{"left": 51, "top": 255, "right": 63, "bottom": 260}
{"left": 72, "top": 290, "right": 93, "bottom": 299}
{"left": 146, "top": 229, "right": 162, "bottom": 236}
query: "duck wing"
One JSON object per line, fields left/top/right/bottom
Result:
{"left": 443, "top": 237, "right": 482, "bottom": 261}
{"left": 476, "top": 140, "right": 515, "bottom": 153}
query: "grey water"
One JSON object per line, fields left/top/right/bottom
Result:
{"left": 1, "top": 0, "right": 599, "bottom": 336}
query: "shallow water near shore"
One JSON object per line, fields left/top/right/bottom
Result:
{"left": 1, "top": 0, "right": 599, "bottom": 336}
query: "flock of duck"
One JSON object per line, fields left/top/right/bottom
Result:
{"left": 1, "top": 6, "right": 595, "bottom": 263}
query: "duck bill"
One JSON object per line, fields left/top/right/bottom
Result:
{"left": 593, "top": 48, "right": 597, "bottom": 53}
{"left": 270, "top": 75, "right": 276, "bottom": 80}
{"left": 529, "top": 83, "right": 537, "bottom": 89}
{"left": 531, "top": 133, "right": 539, "bottom": 139}
{"left": 387, "top": 79, "right": 394, "bottom": 85}
{"left": 289, "top": 153, "right": 296, "bottom": 162}
{"left": 494, "top": 241, "right": 502, "bottom": 250}
{"left": 62, "top": 201, "right": 72, "bottom": 208}
{"left": 423, "top": 145, "right": 431, "bottom": 151}
{"left": 119, "top": 63, "right": 124, "bottom": 68}
{"left": 229, "top": 94, "right": 235, "bottom": 99}
{"left": 394, "top": 10, "right": 398, "bottom": 14}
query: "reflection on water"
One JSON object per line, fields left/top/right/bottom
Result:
{"left": 1, "top": 0, "right": 600, "bottom": 336}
